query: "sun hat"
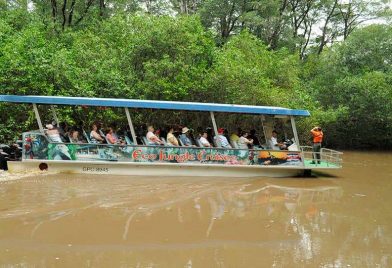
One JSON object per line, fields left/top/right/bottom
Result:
{"left": 182, "top": 127, "right": 190, "bottom": 134}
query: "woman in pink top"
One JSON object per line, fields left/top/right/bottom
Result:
{"left": 106, "top": 127, "right": 124, "bottom": 145}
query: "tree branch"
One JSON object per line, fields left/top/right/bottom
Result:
{"left": 68, "top": 0, "right": 76, "bottom": 26}
{"left": 61, "top": 0, "right": 67, "bottom": 31}
{"left": 75, "top": 0, "right": 95, "bottom": 26}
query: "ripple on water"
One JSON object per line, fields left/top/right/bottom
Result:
{"left": 0, "top": 170, "right": 49, "bottom": 182}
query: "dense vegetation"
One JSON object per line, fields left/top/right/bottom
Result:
{"left": 0, "top": 0, "right": 391, "bottom": 149}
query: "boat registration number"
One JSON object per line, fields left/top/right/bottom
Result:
{"left": 82, "top": 167, "right": 109, "bottom": 173}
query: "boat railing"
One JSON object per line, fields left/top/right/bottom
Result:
{"left": 21, "top": 131, "right": 307, "bottom": 167}
{"left": 300, "top": 146, "right": 343, "bottom": 168}
{"left": 22, "top": 131, "right": 302, "bottom": 153}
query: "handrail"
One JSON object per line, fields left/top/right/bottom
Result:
{"left": 22, "top": 131, "right": 302, "bottom": 153}
{"left": 299, "top": 146, "right": 343, "bottom": 168}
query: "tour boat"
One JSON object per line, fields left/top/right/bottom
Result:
{"left": 0, "top": 95, "right": 342, "bottom": 177}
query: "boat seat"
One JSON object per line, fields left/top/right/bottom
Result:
{"left": 178, "top": 138, "right": 185, "bottom": 146}
{"left": 83, "top": 129, "right": 92, "bottom": 143}
{"left": 124, "top": 135, "right": 133, "bottom": 145}
{"left": 142, "top": 136, "right": 149, "bottom": 145}
{"left": 195, "top": 139, "right": 202, "bottom": 148}
{"left": 230, "top": 140, "right": 239, "bottom": 149}
{"left": 213, "top": 136, "right": 220, "bottom": 147}
{"left": 99, "top": 129, "right": 110, "bottom": 144}
{"left": 161, "top": 137, "right": 168, "bottom": 145}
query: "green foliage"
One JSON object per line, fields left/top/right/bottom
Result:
{"left": 302, "top": 24, "right": 392, "bottom": 149}
{"left": 0, "top": 6, "right": 391, "bottom": 150}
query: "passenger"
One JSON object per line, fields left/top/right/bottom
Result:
{"left": 230, "top": 128, "right": 242, "bottom": 144}
{"left": 248, "top": 129, "right": 261, "bottom": 148}
{"left": 179, "top": 127, "right": 194, "bottom": 147}
{"left": 199, "top": 132, "right": 212, "bottom": 147}
{"left": 216, "top": 128, "right": 232, "bottom": 148}
{"left": 270, "top": 130, "right": 286, "bottom": 150}
{"left": 166, "top": 126, "right": 179, "bottom": 146}
{"left": 146, "top": 126, "right": 164, "bottom": 145}
{"left": 206, "top": 127, "right": 215, "bottom": 145}
{"left": 58, "top": 121, "right": 69, "bottom": 141}
{"left": 46, "top": 124, "right": 63, "bottom": 143}
{"left": 238, "top": 131, "right": 253, "bottom": 149}
{"left": 154, "top": 129, "right": 161, "bottom": 138}
{"left": 69, "top": 129, "right": 82, "bottom": 143}
{"left": 310, "top": 126, "right": 323, "bottom": 164}
{"left": 106, "top": 127, "right": 125, "bottom": 145}
{"left": 46, "top": 124, "right": 71, "bottom": 160}
{"left": 90, "top": 123, "right": 104, "bottom": 144}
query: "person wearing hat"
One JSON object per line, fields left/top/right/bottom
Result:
{"left": 45, "top": 123, "right": 72, "bottom": 160}
{"left": 215, "top": 128, "right": 232, "bottom": 148}
{"left": 46, "top": 124, "right": 63, "bottom": 143}
{"left": 179, "top": 127, "right": 194, "bottom": 146}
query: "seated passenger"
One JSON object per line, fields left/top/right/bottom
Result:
{"left": 238, "top": 131, "right": 253, "bottom": 149}
{"left": 90, "top": 123, "right": 104, "bottom": 144}
{"left": 146, "top": 126, "right": 164, "bottom": 145}
{"left": 69, "top": 129, "right": 82, "bottom": 143}
{"left": 58, "top": 121, "right": 69, "bottom": 142}
{"left": 199, "top": 132, "right": 212, "bottom": 147}
{"left": 179, "top": 127, "right": 194, "bottom": 146}
{"left": 46, "top": 124, "right": 63, "bottom": 143}
{"left": 270, "top": 130, "right": 287, "bottom": 150}
{"left": 247, "top": 129, "right": 261, "bottom": 148}
{"left": 216, "top": 128, "right": 232, "bottom": 148}
{"left": 230, "top": 128, "right": 242, "bottom": 144}
{"left": 46, "top": 123, "right": 71, "bottom": 160}
{"left": 167, "top": 126, "right": 179, "bottom": 146}
{"left": 106, "top": 127, "right": 125, "bottom": 145}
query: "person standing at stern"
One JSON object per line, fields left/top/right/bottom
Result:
{"left": 311, "top": 126, "right": 323, "bottom": 164}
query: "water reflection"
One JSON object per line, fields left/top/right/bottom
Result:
{"left": 0, "top": 153, "right": 391, "bottom": 268}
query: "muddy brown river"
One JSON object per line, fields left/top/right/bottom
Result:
{"left": 0, "top": 151, "right": 391, "bottom": 267}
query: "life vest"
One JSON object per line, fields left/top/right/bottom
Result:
{"left": 311, "top": 130, "right": 323, "bottom": 143}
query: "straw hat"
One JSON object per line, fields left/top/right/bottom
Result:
{"left": 182, "top": 127, "right": 190, "bottom": 134}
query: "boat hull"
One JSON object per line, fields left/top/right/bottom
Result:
{"left": 7, "top": 160, "right": 305, "bottom": 178}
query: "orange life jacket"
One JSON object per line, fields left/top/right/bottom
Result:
{"left": 311, "top": 130, "right": 323, "bottom": 143}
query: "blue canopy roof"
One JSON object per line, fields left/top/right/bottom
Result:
{"left": 0, "top": 95, "right": 310, "bottom": 116}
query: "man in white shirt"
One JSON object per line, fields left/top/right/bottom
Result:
{"left": 146, "top": 126, "right": 163, "bottom": 145}
{"left": 199, "top": 132, "right": 212, "bottom": 147}
{"left": 270, "top": 130, "right": 286, "bottom": 150}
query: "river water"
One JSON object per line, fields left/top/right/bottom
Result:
{"left": 0, "top": 151, "right": 391, "bottom": 267}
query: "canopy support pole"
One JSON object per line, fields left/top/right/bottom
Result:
{"left": 125, "top": 108, "right": 138, "bottom": 145}
{"left": 50, "top": 105, "right": 59, "bottom": 124}
{"left": 210, "top": 111, "right": 220, "bottom": 147}
{"left": 290, "top": 116, "right": 300, "bottom": 147}
{"left": 33, "top": 104, "right": 44, "bottom": 134}
{"left": 290, "top": 116, "right": 305, "bottom": 166}
{"left": 261, "top": 116, "right": 267, "bottom": 147}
